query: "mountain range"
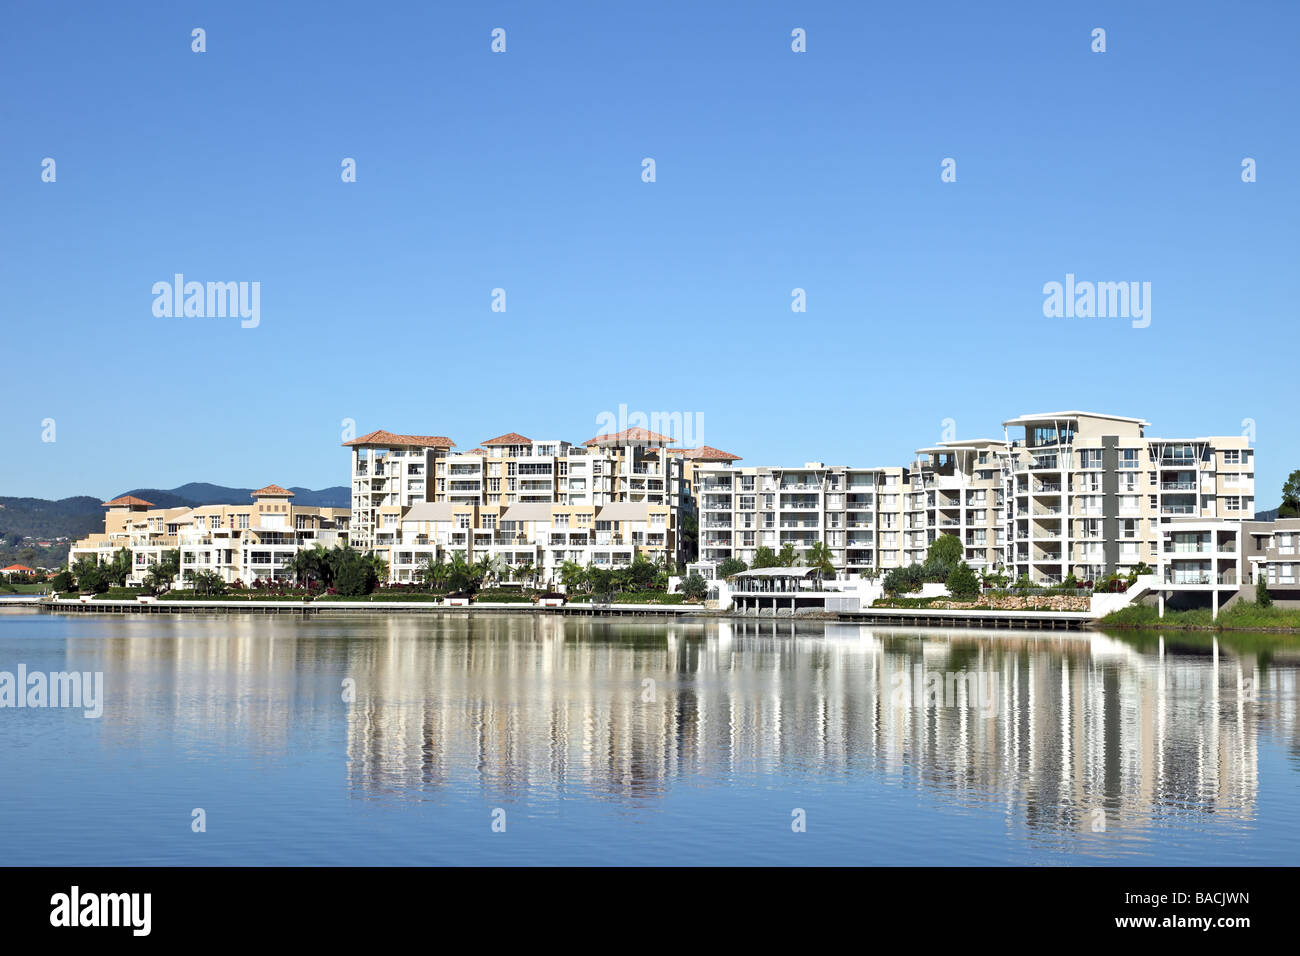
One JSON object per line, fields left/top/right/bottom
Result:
{"left": 0, "top": 483, "right": 349, "bottom": 542}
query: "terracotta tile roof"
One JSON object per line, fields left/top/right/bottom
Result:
{"left": 102, "top": 495, "right": 154, "bottom": 507}
{"left": 671, "top": 446, "right": 742, "bottom": 461}
{"left": 467, "top": 448, "right": 488, "bottom": 456}
{"left": 582, "top": 427, "right": 676, "bottom": 447}
{"left": 2, "top": 564, "right": 35, "bottom": 573}
{"left": 251, "top": 484, "right": 295, "bottom": 498}
{"left": 342, "top": 429, "right": 455, "bottom": 448}
{"left": 482, "top": 432, "right": 531, "bottom": 446}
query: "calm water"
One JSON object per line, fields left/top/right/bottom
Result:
{"left": 1, "top": 607, "right": 1298, "bottom": 866}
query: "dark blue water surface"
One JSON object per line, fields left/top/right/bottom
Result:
{"left": 2, "top": 608, "right": 1297, "bottom": 865}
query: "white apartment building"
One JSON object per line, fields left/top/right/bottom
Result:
{"left": 1000, "top": 412, "right": 1253, "bottom": 590}
{"left": 695, "top": 411, "right": 1254, "bottom": 604}
{"left": 695, "top": 462, "right": 911, "bottom": 572}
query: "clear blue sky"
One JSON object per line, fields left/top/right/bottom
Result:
{"left": 2, "top": 1, "right": 1296, "bottom": 503}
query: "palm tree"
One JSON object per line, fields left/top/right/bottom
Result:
{"left": 514, "top": 560, "right": 535, "bottom": 588}
{"left": 805, "top": 541, "right": 836, "bottom": 582}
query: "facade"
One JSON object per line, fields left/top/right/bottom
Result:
{"left": 68, "top": 487, "right": 350, "bottom": 586}
{"left": 1242, "top": 517, "right": 1300, "bottom": 606}
{"left": 1000, "top": 412, "right": 1253, "bottom": 588}
{"left": 694, "top": 461, "right": 911, "bottom": 572}
{"left": 695, "top": 411, "right": 1255, "bottom": 598}
{"left": 346, "top": 427, "right": 713, "bottom": 583}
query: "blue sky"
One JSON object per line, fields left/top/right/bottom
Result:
{"left": 2, "top": 1, "right": 1296, "bottom": 502}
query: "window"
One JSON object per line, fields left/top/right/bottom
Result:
{"left": 1080, "top": 449, "right": 1103, "bottom": 469}
{"left": 1224, "top": 449, "right": 1240, "bottom": 464}
{"left": 238, "top": 514, "right": 249, "bottom": 529}
{"left": 1225, "top": 496, "right": 1241, "bottom": 512}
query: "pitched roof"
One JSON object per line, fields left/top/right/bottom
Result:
{"left": 482, "top": 432, "right": 531, "bottom": 446}
{"left": 671, "top": 445, "right": 742, "bottom": 461}
{"left": 342, "top": 429, "right": 455, "bottom": 448}
{"left": 582, "top": 427, "right": 676, "bottom": 447}
{"left": 1, "top": 564, "right": 35, "bottom": 573}
{"left": 251, "top": 484, "right": 294, "bottom": 498}
{"left": 102, "top": 495, "right": 154, "bottom": 508}
{"left": 467, "top": 448, "right": 488, "bottom": 456}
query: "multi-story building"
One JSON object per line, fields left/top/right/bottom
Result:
{"left": 999, "top": 412, "right": 1253, "bottom": 589}
{"left": 906, "top": 440, "right": 1007, "bottom": 571}
{"left": 68, "top": 486, "right": 350, "bottom": 586}
{"left": 347, "top": 426, "right": 704, "bottom": 582}
{"left": 693, "top": 461, "right": 910, "bottom": 572}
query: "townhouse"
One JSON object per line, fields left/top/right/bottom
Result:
{"left": 68, "top": 486, "right": 350, "bottom": 586}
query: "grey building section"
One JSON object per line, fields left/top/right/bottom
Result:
{"left": 1101, "top": 436, "right": 1119, "bottom": 575}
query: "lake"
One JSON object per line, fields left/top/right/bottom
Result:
{"left": 1, "top": 608, "right": 1296, "bottom": 865}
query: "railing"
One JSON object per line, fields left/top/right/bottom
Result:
{"left": 1162, "top": 505, "right": 1196, "bottom": 515}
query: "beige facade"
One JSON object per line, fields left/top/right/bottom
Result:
{"left": 347, "top": 427, "right": 709, "bottom": 581}
{"left": 68, "top": 486, "right": 350, "bottom": 586}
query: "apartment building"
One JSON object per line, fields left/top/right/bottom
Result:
{"left": 694, "top": 461, "right": 911, "bottom": 572}
{"left": 68, "top": 486, "right": 350, "bottom": 585}
{"left": 1000, "top": 412, "right": 1253, "bottom": 589}
{"left": 907, "top": 440, "right": 1007, "bottom": 570}
{"left": 347, "top": 426, "right": 698, "bottom": 582}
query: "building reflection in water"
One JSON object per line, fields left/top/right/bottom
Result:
{"left": 71, "top": 614, "right": 1300, "bottom": 840}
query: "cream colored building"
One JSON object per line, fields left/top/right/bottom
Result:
{"left": 68, "top": 486, "right": 350, "bottom": 586}
{"left": 346, "top": 427, "right": 701, "bottom": 581}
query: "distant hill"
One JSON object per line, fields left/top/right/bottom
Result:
{"left": 117, "top": 484, "right": 351, "bottom": 509}
{"left": 1255, "top": 507, "right": 1278, "bottom": 522}
{"left": 0, "top": 496, "right": 106, "bottom": 540}
{"left": 0, "top": 483, "right": 349, "bottom": 541}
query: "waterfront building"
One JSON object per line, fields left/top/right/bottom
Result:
{"left": 68, "top": 487, "right": 350, "bottom": 586}
{"left": 346, "top": 427, "right": 717, "bottom": 581}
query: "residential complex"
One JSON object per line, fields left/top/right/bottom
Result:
{"left": 695, "top": 410, "right": 1258, "bottom": 607}
{"left": 344, "top": 427, "right": 726, "bottom": 584}
{"left": 68, "top": 486, "right": 350, "bottom": 586}
{"left": 67, "top": 409, "right": 1283, "bottom": 609}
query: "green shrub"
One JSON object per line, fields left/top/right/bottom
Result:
{"left": 946, "top": 562, "right": 980, "bottom": 600}
{"left": 1256, "top": 578, "right": 1272, "bottom": 607}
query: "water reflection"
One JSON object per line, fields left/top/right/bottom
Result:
{"left": 62, "top": 614, "right": 1297, "bottom": 851}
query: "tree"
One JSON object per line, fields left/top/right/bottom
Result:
{"left": 193, "top": 570, "right": 226, "bottom": 596}
{"left": 559, "top": 560, "right": 586, "bottom": 594}
{"left": 805, "top": 542, "right": 836, "bottom": 580}
{"left": 679, "top": 512, "right": 698, "bottom": 562}
{"left": 776, "top": 543, "right": 799, "bottom": 567}
{"left": 1257, "top": 577, "right": 1272, "bottom": 607}
{"left": 420, "top": 554, "right": 449, "bottom": 590}
{"left": 751, "top": 546, "right": 778, "bottom": 570}
{"left": 513, "top": 560, "right": 534, "bottom": 588}
{"left": 1281, "top": 470, "right": 1300, "bottom": 518}
{"left": 335, "top": 552, "right": 378, "bottom": 597}
{"left": 946, "top": 562, "right": 980, "bottom": 600}
{"left": 73, "top": 557, "right": 109, "bottom": 594}
{"left": 882, "top": 564, "right": 923, "bottom": 595}
{"left": 717, "top": 557, "right": 747, "bottom": 579}
{"left": 50, "top": 569, "right": 74, "bottom": 592}
{"left": 681, "top": 573, "right": 708, "bottom": 601}
{"left": 108, "top": 547, "right": 133, "bottom": 587}
{"left": 922, "top": 534, "right": 963, "bottom": 582}
{"left": 291, "top": 548, "right": 324, "bottom": 589}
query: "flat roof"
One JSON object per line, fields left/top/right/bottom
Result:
{"left": 733, "top": 566, "right": 818, "bottom": 578}
{"left": 1001, "top": 411, "right": 1150, "bottom": 428}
